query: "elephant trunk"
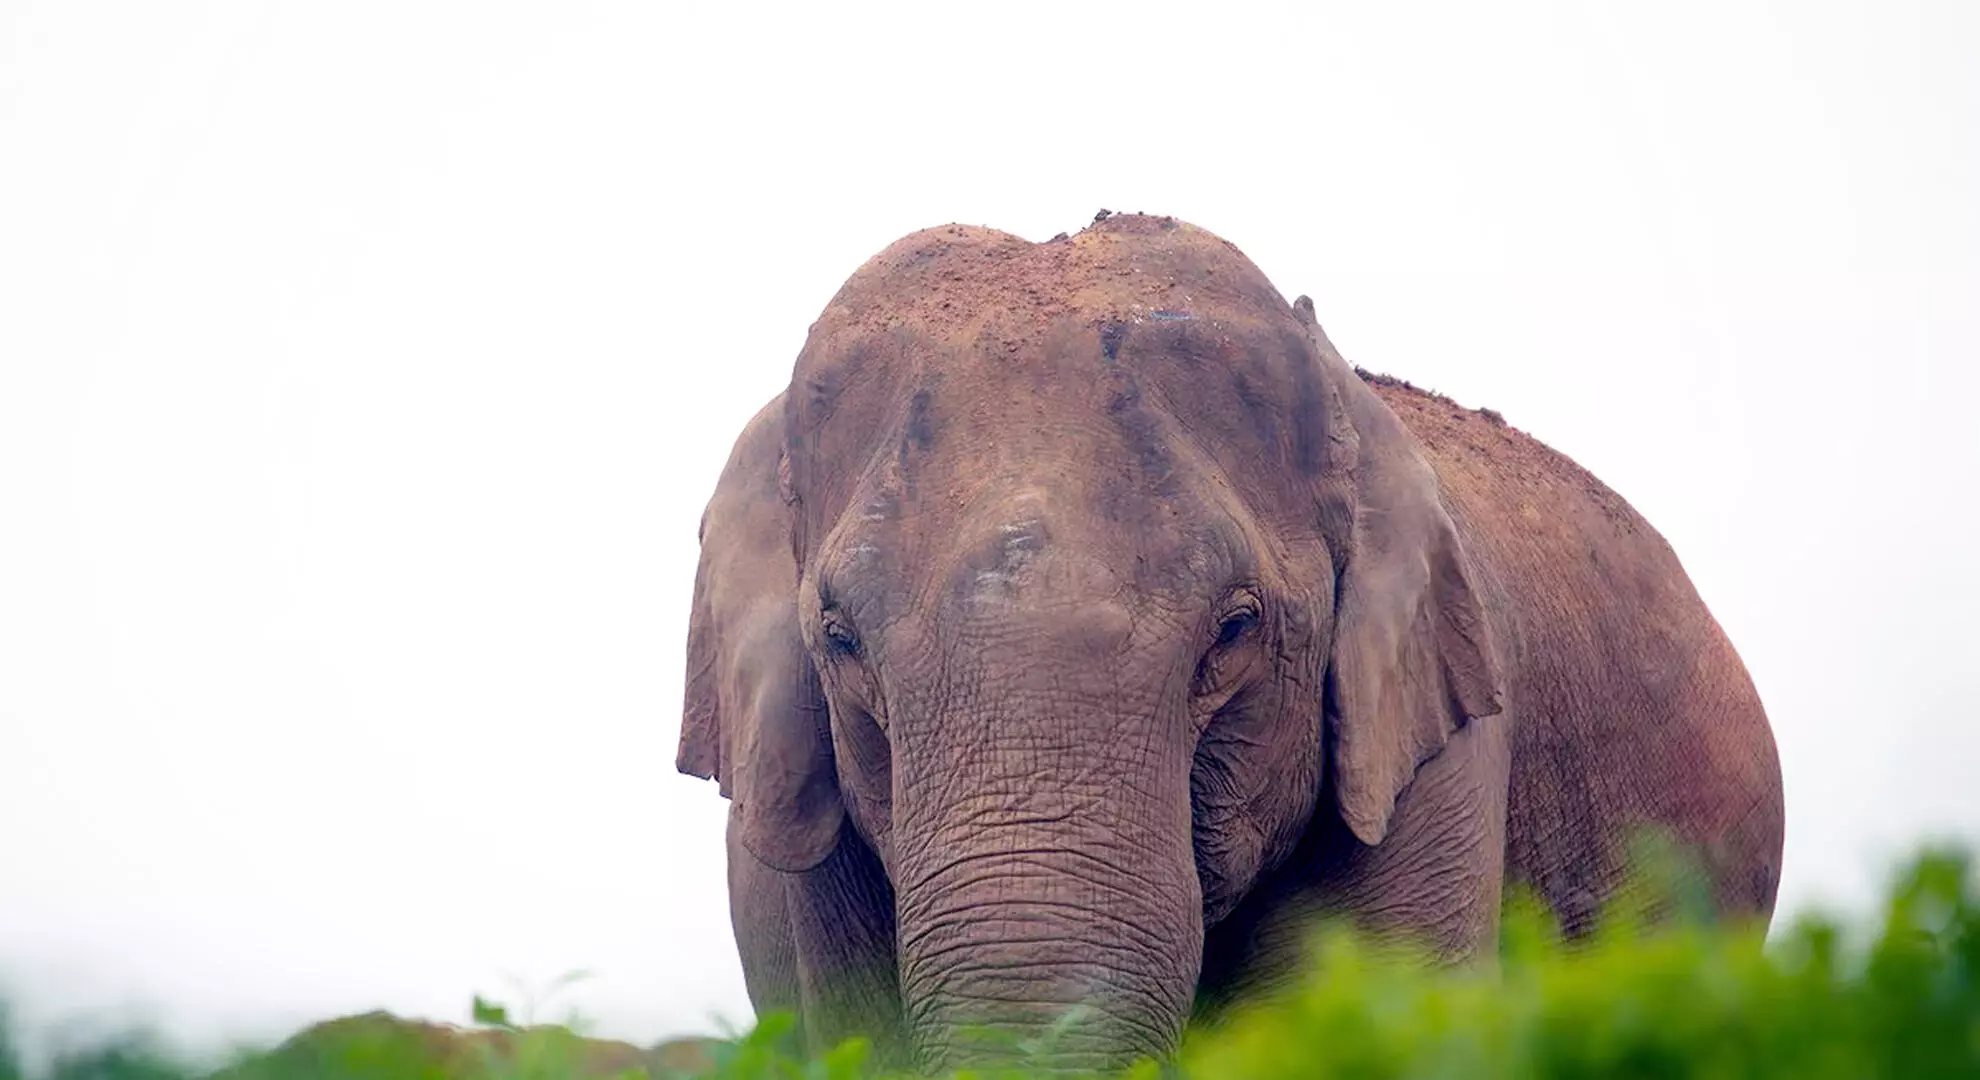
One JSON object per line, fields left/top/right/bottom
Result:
{"left": 890, "top": 713, "right": 1204, "bottom": 1072}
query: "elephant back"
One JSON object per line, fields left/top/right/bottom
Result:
{"left": 1364, "top": 374, "right": 1785, "bottom": 935}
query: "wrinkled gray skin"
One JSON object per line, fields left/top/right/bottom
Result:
{"left": 677, "top": 216, "right": 1784, "bottom": 1073}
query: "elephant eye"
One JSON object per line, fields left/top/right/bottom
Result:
{"left": 1214, "top": 611, "right": 1252, "bottom": 648}
{"left": 1194, "top": 591, "right": 1263, "bottom": 702}
{"left": 1212, "top": 591, "right": 1262, "bottom": 649}
{"left": 820, "top": 607, "right": 861, "bottom": 656}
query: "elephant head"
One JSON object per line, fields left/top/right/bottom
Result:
{"left": 679, "top": 216, "right": 1503, "bottom": 1070}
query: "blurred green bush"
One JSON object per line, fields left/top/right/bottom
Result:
{"left": 3, "top": 843, "right": 1974, "bottom": 1079}
{"left": 1168, "top": 843, "right": 1978, "bottom": 1080}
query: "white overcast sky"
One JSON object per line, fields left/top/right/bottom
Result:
{"left": 2, "top": 0, "right": 1975, "bottom": 1060}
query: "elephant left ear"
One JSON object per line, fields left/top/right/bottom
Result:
{"left": 1295, "top": 297, "right": 1505, "bottom": 847}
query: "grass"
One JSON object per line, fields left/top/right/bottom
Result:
{"left": 4, "top": 842, "right": 1975, "bottom": 1079}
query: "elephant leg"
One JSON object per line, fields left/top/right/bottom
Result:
{"left": 1196, "top": 711, "right": 1513, "bottom": 1022}
{"left": 727, "top": 811, "right": 905, "bottom": 1066}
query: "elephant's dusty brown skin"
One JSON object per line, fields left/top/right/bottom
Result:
{"left": 677, "top": 214, "right": 1785, "bottom": 1072}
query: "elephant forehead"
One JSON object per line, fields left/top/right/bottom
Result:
{"left": 803, "top": 318, "right": 1315, "bottom": 495}
{"left": 945, "top": 509, "right": 1098, "bottom": 606}
{"left": 819, "top": 465, "right": 1245, "bottom": 629}
{"left": 790, "top": 226, "right": 1328, "bottom": 492}
{"left": 936, "top": 491, "right": 1243, "bottom": 602}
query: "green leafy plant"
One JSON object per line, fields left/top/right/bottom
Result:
{"left": 2, "top": 843, "right": 1974, "bottom": 1078}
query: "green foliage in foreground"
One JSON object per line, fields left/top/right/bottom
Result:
{"left": 3, "top": 845, "right": 1975, "bottom": 1079}
{"left": 1171, "top": 847, "right": 1979, "bottom": 1080}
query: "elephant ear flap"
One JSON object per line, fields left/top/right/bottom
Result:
{"left": 679, "top": 407, "right": 845, "bottom": 873}
{"left": 1303, "top": 306, "right": 1504, "bottom": 848}
{"left": 677, "top": 525, "right": 730, "bottom": 795}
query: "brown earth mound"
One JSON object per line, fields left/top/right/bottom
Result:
{"left": 222, "top": 1012, "right": 721, "bottom": 1078}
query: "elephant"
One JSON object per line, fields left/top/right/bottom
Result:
{"left": 675, "top": 213, "right": 1784, "bottom": 1072}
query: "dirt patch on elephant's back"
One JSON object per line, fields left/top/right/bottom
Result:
{"left": 1362, "top": 373, "right": 1652, "bottom": 543}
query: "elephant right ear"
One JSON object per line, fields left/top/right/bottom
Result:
{"left": 678, "top": 397, "right": 846, "bottom": 874}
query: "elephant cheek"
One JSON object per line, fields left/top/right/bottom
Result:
{"left": 829, "top": 707, "right": 896, "bottom": 868}
{"left": 1191, "top": 685, "right": 1328, "bottom": 924}
{"left": 1195, "top": 818, "right": 1268, "bottom": 926}
{"left": 1191, "top": 748, "right": 1276, "bottom": 926}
